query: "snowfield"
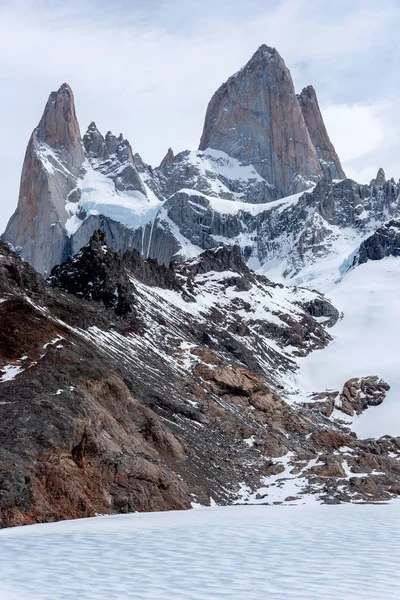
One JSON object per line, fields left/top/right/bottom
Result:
{"left": 294, "top": 257, "right": 400, "bottom": 439}
{"left": 0, "top": 504, "right": 399, "bottom": 600}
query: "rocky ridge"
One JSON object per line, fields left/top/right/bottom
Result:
{"left": 198, "top": 45, "right": 323, "bottom": 198}
{"left": 353, "top": 220, "right": 400, "bottom": 266}
{"left": 1, "top": 233, "right": 400, "bottom": 528}
{"left": 5, "top": 44, "right": 396, "bottom": 280}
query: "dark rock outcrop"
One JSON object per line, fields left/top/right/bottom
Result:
{"left": 1, "top": 234, "right": 400, "bottom": 527}
{"left": 301, "top": 297, "right": 340, "bottom": 327}
{"left": 354, "top": 221, "right": 400, "bottom": 265}
{"left": 339, "top": 376, "right": 390, "bottom": 416}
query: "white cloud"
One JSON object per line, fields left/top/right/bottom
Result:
{"left": 322, "top": 103, "right": 386, "bottom": 162}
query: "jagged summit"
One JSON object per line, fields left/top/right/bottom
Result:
{"left": 37, "top": 82, "right": 84, "bottom": 171}
{"left": 3, "top": 46, "right": 400, "bottom": 281}
{"left": 159, "top": 147, "right": 175, "bottom": 169}
{"left": 199, "top": 43, "right": 323, "bottom": 200}
{"left": 243, "top": 44, "right": 280, "bottom": 65}
{"left": 297, "top": 85, "right": 345, "bottom": 180}
{"left": 371, "top": 167, "right": 386, "bottom": 187}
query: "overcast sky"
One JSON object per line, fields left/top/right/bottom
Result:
{"left": 1, "top": 0, "right": 399, "bottom": 230}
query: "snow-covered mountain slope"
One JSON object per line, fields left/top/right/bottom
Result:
{"left": 6, "top": 44, "right": 400, "bottom": 280}
{"left": 2, "top": 504, "right": 400, "bottom": 600}
{"left": 292, "top": 256, "right": 400, "bottom": 439}
{"left": 2, "top": 232, "right": 400, "bottom": 529}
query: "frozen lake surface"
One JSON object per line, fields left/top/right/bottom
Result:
{"left": 1, "top": 503, "right": 400, "bottom": 599}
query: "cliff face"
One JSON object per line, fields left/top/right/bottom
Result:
{"left": 1, "top": 233, "right": 399, "bottom": 527}
{"left": 3, "top": 84, "right": 85, "bottom": 274}
{"left": 2, "top": 44, "right": 396, "bottom": 281}
{"left": 298, "top": 85, "right": 345, "bottom": 180}
{"left": 198, "top": 45, "right": 323, "bottom": 199}
{"left": 83, "top": 122, "right": 147, "bottom": 195}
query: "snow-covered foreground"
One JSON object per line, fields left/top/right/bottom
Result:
{"left": 294, "top": 257, "right": 400, "bottom": 439}
{"left": 1, "top": 504, "right": 400, "bottom": 600}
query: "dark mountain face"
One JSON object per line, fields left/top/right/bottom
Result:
{"left": 353, "top": 221, "right": 400, "bottom": 266}
{"left": 1, "top": 44, "right": 400, "bottom": 529}
{"left": 1, "top": 233, "right": 400, "bottom": 528}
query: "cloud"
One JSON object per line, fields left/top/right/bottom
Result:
{"left": 322, "top": 102, "right": 386, "bottom": 167}
{"left": 0, "top": 0, "right": 399, "bottom": 229}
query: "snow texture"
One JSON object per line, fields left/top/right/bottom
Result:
{"left": 293, "top": 257, "right": 400, "bottom": 438}
{"left": 1, "top": 504, "right": 400, "bottom": 600}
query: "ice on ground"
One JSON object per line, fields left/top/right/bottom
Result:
{"left": 294, "top": 257, "right": 400, "bottom": 438}
{"left": 1, "top": 504, "right": 400, "bottom": 600}
{"left": 178, "top": 186, "right": 313, "bottom": 216}
{"left": 0, "top": 364, "right": 23, "bottom": 382}
{"left": 65, "top": 166, "right": 162, "bottom": 236}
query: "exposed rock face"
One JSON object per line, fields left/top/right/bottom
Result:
{"left": 37, "top": 83, "right": 85, "bottom": 173}
{"left": 370, "top": 167, "right": 386, "bottom": 187}
{"left": 198, "top": 45, "right": 323, "bottom": 199}
{"left": 3, "top": 84, "right": 85, "bottom": 274}
{"left": 305, "top": 376, "right": 390, "bottom": 418}
{"left": 2, "top": 46, "right": 400, "bottom": 280}
{"left": 301, "top": 297, "right": 340, "bottom": 328}
{"left": 2, "top": 234, "right": 400, "bottom": 527}
{"left": 159, "top": 147, "right": 175, "bottom": 169}
{"left": 354, "top": 221, "right": 400, "bottom": 265}
{"left": 298, "top": 85, "right": 345, "bottom": 180}
{"left": 83, "top": 123, "right": 146, "bottom": 195}
{"left": 339, "top": 376, "right": 390, "bottom": 416}
{"left": 138, "top": 171, "right": 400, "bottom": 274}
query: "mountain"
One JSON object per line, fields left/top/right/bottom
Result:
{"left": 297, "top": 85, "right": 345, "bottom": 180}
{"left": 198, "top": 45, "right": 323, "bottom": 198}
{"left": 3, "top": 84, "right": 85, "bottom": 274}
{"left": 1, "top": 44, "right": 400, "bottom": 527}
{"left": 3, "top": 44, "right": 376, "bottom": 279}
{"left": 2, "top": 231, "right": 400, "bottom": 527}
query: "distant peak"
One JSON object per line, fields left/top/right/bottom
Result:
{"left": 36, "top": 82, "right": 83, "bottom": 169}
{"left": 59, "top": 82, "right": 73, "bottom": 93}
{"left": 159, "top": 147, "right": 175, "bottom": 169}
{"left": 371, "top": 167, "right": 386, "bottom": 187}
{"left": 247, "top": 44, "right": 281, "bottom": 65}
{"left": 377, "top": 167, "right": 386, "bottom": 179}
{"left": 299, "top": 85, "right": 316, "bottom": 99}
{"left": 255, "top": 44, "right": 278, "bottom": 56}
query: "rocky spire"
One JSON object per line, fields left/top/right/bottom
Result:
{"left": 297, "top": 85, "right": 345, "bottom": 180}
{"left": 159, "top": 147, "right": 175, "bottom": 169}
{"left": 3, "top": 83, "right": 85, "bottom": 274}
{"left": 36, "top": 83, "right": 85, "bottom": 174}
{"left": 370, "top": 168, "right": 386, "bottom": 187}
{"left": 198, "top": 44, "right": 323, "bottom": 199}
{"left": 83, "top": 121, "right": 106, "bottom": 159}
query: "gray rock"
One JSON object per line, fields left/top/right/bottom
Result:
{"left": 353, "top": 221, "right": 400, "bottom": 265}
{"left": 2, "top": 83, "right": 85, "bottom": 275}
{"left": 198, "top": 45, "right": 323, "bottom": 199}
{"left": 83, "top": 123, "right": 147, "bottom": 195}
{"left": 370, "top": 167, "right": 386, "bottom": 187}
{"left": 298, "top": 85, "right": 345, "bottom": 180}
